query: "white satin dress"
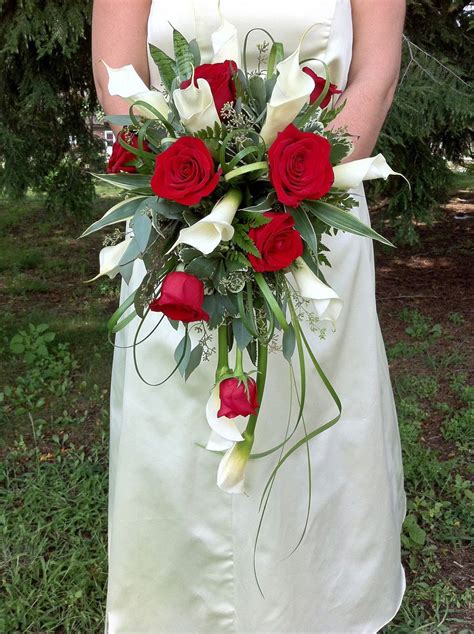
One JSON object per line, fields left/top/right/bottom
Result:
{"left": 105, "top": 1, "right": 407, "bottom": 632}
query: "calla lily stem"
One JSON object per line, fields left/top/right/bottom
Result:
{"left": 244, "top": 342, "right": 268, "bottom": 440}
{"left": 235, "top": 347, "right": 244, "bottom": 376}
{"left": 217, "top": 323, "right": 230, "bottom": 379}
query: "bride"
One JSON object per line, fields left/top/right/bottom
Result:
{"left": 92, "top": 0, "right": 407, "bottom": 632}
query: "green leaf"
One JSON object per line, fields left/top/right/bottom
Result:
{"left": 104, "top": 115, "right": 133, "bottom": 126}
{"left": 238, "top": 211, "right": 272, "bottom": 227}
{"left": 80, "top": 196, "right": 147, "bottom": 238}
{"left": 183, "top": 209, "right": 200, "bottom": 226}
{"left": 289, "top": 206, "right": 318, "bottom": 252}
{"left": 117, "top": 238, "right": 141, "bottom": 284}
{"left": 246, "top": 339, "right": 257, "bottom": 365}
{"left": 301, "top": 245, "right": 320, "bottom": 278}
{"left": 242, "top": 192, "right": 277, "bottom": 213}
{"left": 173, "top": 29, "right": 194, "bottom": 81}
{"left": 282, "top": 324, "right": 296, "bottom": 361}
{"left": 185, "top": 256, "right": 219, "bottom": 279}
{"left": 130, "top": 211, "right": 152, "bottom": 252}
{"left": 202, "top": 294, "right": 226, "bottom": 328}
{"left": 149, "top": 44, "right": 178, "bottom": 92}
{"left": 330, "top": 139, "right": 352, "bottom": 165}
{"left": 404, "top": 514, "right": 426, "bottom": 546}
{"left": 188, "top": 39, "right": 201, "bottom": 67}
{"left": 152, "top": 198, "right": 186, "bottom": 221}
{"left": 174, "top": 332, "right": 192, "bottom": 377}
{"left": 254, "top": 272, "right": 289, "bottom": 331}
{"left": 304, "top": 201, "right": 395, "bottom": 247}
{"left": 267, "top": 42, "right": 284, "bottom": 78}
{"left": 233, "top": 318, "right": 254, "bottom": 350}
{"left": 248, "top": 75, "right": 267, "bottom": 113}
{"left": 107, "top": 292, "right": 137, "bottom": 333}
{"left": 227, "top": 250, "right": 251, "bottom": 270}
{"left": 185, "top": 344, "right": 203, "bottom": 380}
{"left": 232, "top": 226, "right": 260, "bottom": 257}
{"left": 179, "top": 247, "right": 202, "bottom": 264}
{"left": 36, "top": 324, "right": 49, "bottom": 333}
{"left": 10, "top": 339, "right": 25, "bottom": 354}
{"left": 91, "top": 173, "right": 152, "bottom": 194}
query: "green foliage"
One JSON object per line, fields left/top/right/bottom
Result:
{"left": 385, "top": 308, "right": 473, "bottom": 631}
{"left": 2, "top": 325, "right": 78, "bottom": 416}
{"left": 2, "top": 431, "right": 108, "bottom": 632}
{"left": 232, "top": 225, "right": 261, "bottom": 257}
{"left": 373, "top": 1, "right": 473, "bottom": 243}
{"left": 0, "top": 0, "right": 103, "bottom": 214}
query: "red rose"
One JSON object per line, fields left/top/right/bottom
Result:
{"left": 248, "top": 212, "right": 303, "bottom": 272}
{"left": 107, "top": 130, "right": 148, "bottom": 174}
{"left": 181, "top": 60, "right": 237, "bottom": 119}
{"left": 302, "top": 67, "right": 342, "bottom": 108}
{"left": 149, "top": 271, "right": 209, "bottom": 323}
{"left": 268, "top": 124, "right": 334, "bottom": 207}
{"left": 218, "top": 377, "right": 259, "bottom": 418}
{"left": 151, "top": 137, "right": 220, "bottom": 205}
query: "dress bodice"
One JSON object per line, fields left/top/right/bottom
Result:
{"left": 147, "top": 0, "right": 353, "bottom": 91}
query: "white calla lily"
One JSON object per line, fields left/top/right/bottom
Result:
{"left": 260, "top": 47, "right": 315, "bottom": 145}
{"left": 292, "top": 257, "right": 342, "bottom": 326}
{"left": 88, "top": 238, "right": 133, "bottom": 282}
{"left": 217, "top": 440, "right": 252, "bottom": 494}
{"left": 211, "top": 13, "right": 241, "bottom": 65}
{"left": 173, "top": 77, "right": 220, "bottom": 133}
{"left": 102, "top": 62, "right": 169, "bottom": 119}
{"left": 169, "top": 188, "right": 241, "bottom": 255}
{"left": 206, "top": 385, "right": 245, "bottom": 442}
{"left": 206, "top": 430, "right": 234, "bottom": 452}
{"left": 333, "top": 154, "right": 405, "bottom": 191}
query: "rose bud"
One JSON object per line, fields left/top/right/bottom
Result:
{"left": 107, "top": 129, "right": 149, "bottom": 174}
{"left": 149, "top": 271, "right": 209, "bottom": 323}
{"left": 302, "top": 67, "right": 342, "bottom": 108}
{"left": 217, "top": 377, "right": 259, "bottom": 419}
{"left": 248, "top": 212, "right": 303, "bottom": 272}
{"left": 151, "top": 137, "right": 221, "bottom": 206}
{"left": 268, "top": 124, "right": 334, "bottom": 207}
{"left": 181, "top": 60, "right": 238, "bottom": 119}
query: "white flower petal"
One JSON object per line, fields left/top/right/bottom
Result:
{"left": 206, "top": 386, "right": 244, "bottom": 442}
{"left": 174, "top": 222, "right": 233, "bottom": 255}
{"left": 212, "top": 16, "right": 241, "bottom": 65}
{"left": 206, "top": 431, "right": 234, "bottom": 452}
{"left": 103, "top": 62, "right": 148, "bottom": 97}
{"left": 292, "top": 257, "right": 342, "bottom": 325}
{"left": 173, "top": 78, "right": 220, "bottom": 133}
{"left": 168, "top": 189, "right": 241, "bottom": 255}
{"left": 333, "top": 154, "right": 404, "bottom": 190}
{"left": 129, "top": 90, "right": 170, "bottom": 119}
{"left": 217, "top": 442, "right": 249, "bottom": 494}
{"left": 260, "top": 47, "right": 315, "bottom": 145}
{"left": 102, "top": 61, "right": 169, "bottom": 119}
{"left": 88, "top": 238, "right": 133, "bottom": 282}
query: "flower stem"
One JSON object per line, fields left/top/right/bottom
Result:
{"left": 235, "top": 347, "right": 244, "bottom": 376}
{"left": 216, "top": 323, "right": 230, "bottom": 380}
{"left": 244, "top": 342, "right": 268, "bottom": 440}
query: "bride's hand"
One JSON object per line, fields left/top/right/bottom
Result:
{"left": 331, "top": 0, "right": 406, "bottom": 161}
{"left": 92, "top": 0, "right": 152, "bottom": 137}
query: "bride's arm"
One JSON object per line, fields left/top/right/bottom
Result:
{"left": 331, "top": 0, "right": 406, "bottom": 160}
{"left": 92, "top": 0, "right": 152, "bottom": 136}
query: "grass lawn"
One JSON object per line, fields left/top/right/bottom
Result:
{"left": 1, "top": 183, "right": 472, "bottom": 632}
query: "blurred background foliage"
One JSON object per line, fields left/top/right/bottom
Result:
{"left": 0, "top": 0, "right": 102, "bottom": 216}
{"left": 373, "top": 0, "right": 473, "bottom": 243}
{"left": 0, "top": 0, "right": 472, "bottom": 238}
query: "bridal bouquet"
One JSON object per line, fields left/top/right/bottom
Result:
{"left": 84, "top": 19, "right": 399, "bottom": 552}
